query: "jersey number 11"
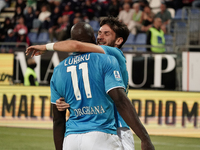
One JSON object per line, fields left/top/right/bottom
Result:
{"left": 67, "top": 62, "right": 92, "bottom": 100}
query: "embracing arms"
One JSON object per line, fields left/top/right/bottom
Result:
{"left": 26, "top": 40, "right": 105, "bottom": 57}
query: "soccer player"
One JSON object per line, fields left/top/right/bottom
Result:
{"left": 51, "top": 22, "right": 154, "bottom": 150}
{"left": 26, "top": 17, "right": 154, "bottom": 150}
{"left": 26, "top": 17, "right": 133, "bottom": 149}
{"left": 51, "top": 22, "right": 125, "bottom": 150}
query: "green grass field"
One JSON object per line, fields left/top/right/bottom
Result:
{"left": 0, "top": 126, "right": 199, "bottom": 150}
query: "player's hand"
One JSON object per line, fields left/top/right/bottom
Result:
{"left": 26, "top": 45, "right": 47, "bottom": 57}
{"left": 141, "top": 140, "right": 155, "bottom": 150}
{"left": 56, "top": 97, "right": 70, "bottom": 111}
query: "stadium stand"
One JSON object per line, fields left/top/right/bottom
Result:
{"left": 0, "top": 0, "right": 200, "bottom": 53}
{"left": 0, "top": 7, "right": 15, "bottom": 27}
{"left": 28, "top": 31, "right": 49, "bottom": 44}
{"left": 174, "top": 8, "right": 188, "bottom": 20}
{"left": 168, "top": 8, "right": 175, "bottom": 18}
{"left": 89, "top": 20, "right": 100, "bottom": 32}
{"left": 121, "top": 33, "right": 135, "bottom": 52}
{"left": 133, "top": 33, "right": 147, "bottom": 52}
{"left": 164, "top": 34, "right": 174, "bottom": 52}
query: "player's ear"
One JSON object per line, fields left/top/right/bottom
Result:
{"left": 115, "top": 37, "right": 123, "bottom": 46}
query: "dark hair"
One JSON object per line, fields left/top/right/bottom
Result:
{"left": 100, "top": 16, "right": 129, "bottom": 48}
{"left": 71, "top": 22, "right": 96, "bottom": 44}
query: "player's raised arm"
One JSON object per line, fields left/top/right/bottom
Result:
{"left": 26, "top": 40, "right": 105, "bottom": 57}
{"left": 108, "top": 88, "right": 155, "bottom": 150}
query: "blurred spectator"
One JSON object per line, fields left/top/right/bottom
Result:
{"left": 48, "top": 0, "right": 62, "bottom": 12}
{"left": 192, "top": 0, "right": 200, "bottom": 7}
{"left": 70, "top": 0, "right": 84, "bottom": 13}
{"left": 49, "top": 16, "right": 62, "bottom": 42}
{"left": 49, "top": 6, "right": 62, "bottom": 28}
{"left": 54, "top": 0, "right": 62, "bottom": 8}
{"left": 146, "top": 18, "right": 165, "bottom": 53}
{"left": 140, "top": 5, "right": 154, "bottom": 32}
{"left": 36, "top": 0, "right": 50, "bottom": 12}
{"left": 155, "top": 3, "right": 172, "bottom": 33}
{"left": 34, "top": 0, "right": 49, "bottom": 18}
{"left": 62, "top": 3, "right": 75, "bottom": 23}
{"left": 3, "top": 29, "right": 17, "bottom": 53}
{"left": 120, "top": 0, "right": 133, "bottom": 6}
{"left": 66, "top": 17, "right": 81, "bottom": 39}
{"left": 15, "top": 0, "right": 26, "bottom": 11}
{"left": 108, "top": 0, "right": 121, "bottom": 17}
{"left": 62, "top": 3, "right": 74, "bottom": 16}
{"left": 12, "top": 6, "right": 24, "bottom": 25}
{"left": 131, "top": 2, "right": 143, "bottom": 34}
{"left": 26, "top": 0, "right": 37, "bottom": 11}
{"left": 1, "top": 17, "right": 14, "bottom": 39}
{"left": 72, "top": 17, "right": 81, "bottom": 25}
{"left": 161, "top": 0, "right": 183, "bottom": 11}
{"left": 49, "top": 15, "right": 71, "bottom": 42}
{"left": 5, "top": 29, "right": 16, "bottom": 43}
{"left": 13, "top": 16, "right": 28, "bottom": 35}
{"left": 16, "top": 28, "right": 30, "bottom": 48}
{"left": 32, "top": 5, "right": 51, "bottom": 30}
{"left": 118, "top": 3, "right": 135, "bottom": 34}
{"left": 97, "top": 0, "right": 109, "bottom": 17}
{"left": 38, "top": 5, "right": 51, "bottom": 29}
{"left": 24, "top": 6, "right": 36, "bottom": 32}
{"left": 82, "top": 0, "right": 96, "bottom": 20}
{"left": 24, "top": 58, "right": 39, "bottom": 86}
{"left": 138, "top": 0, "right": 149, "bottom": 11}
{"left": 74, "top": 12, "right": 83, "bottom": 19}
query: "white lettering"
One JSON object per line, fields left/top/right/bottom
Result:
{"left": 65, "top": 54, "right": 90, "bottom": 66}
{"left": 74, "top": 105, "right": 105, "bottom": 117}
{"left": 151, "top": 54, "right": 176, "bottom": 88}
{"left": 41, "top": 52, "right": 60, "bottom": 84}
{"left": 125, "top": 53, "right": 148, "bottom": 87}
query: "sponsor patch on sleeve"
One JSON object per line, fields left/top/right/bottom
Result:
{"left": 114, "top": 70, "right": 121, "bottom": 81}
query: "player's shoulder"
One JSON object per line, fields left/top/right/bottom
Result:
{"left": 100, "top": 54, "right": 118, "bottom": 65}
{"left": 53, "top": 58, "right": 66, "bottom": 72}
{"left": 100, "top": 45, "right": 118, "bottom": 51}
{"left": 100, "top": 45, "right": 124, "bottom": 56}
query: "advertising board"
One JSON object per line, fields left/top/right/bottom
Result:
{"left": 1, "top": 86, "right": 199, "bottom": 137}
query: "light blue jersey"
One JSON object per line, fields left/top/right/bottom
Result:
{"left": 100, "top": 45, "right": 129, "bottom": 128}
{"left": 51, "top": 52, "right": 125, "bottom": 137}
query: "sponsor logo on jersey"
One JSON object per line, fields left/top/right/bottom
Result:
{"left": 114, "top": 70, "right": 121, "bottom": 81}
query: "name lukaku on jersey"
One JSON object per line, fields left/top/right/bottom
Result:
{"left": 74, "top": 105, "right": 105, "bottom": 117}
{"left": 65, "top": 54, "right": 90, "bottom": 66}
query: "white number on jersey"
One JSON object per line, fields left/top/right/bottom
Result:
{"left": 67, "top": 62, "right": 92, "bottom": 100}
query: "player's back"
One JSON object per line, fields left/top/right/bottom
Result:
{"left": 51, "top": 52, "right": 124, "bottom": 137}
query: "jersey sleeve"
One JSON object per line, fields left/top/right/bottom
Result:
{"left": 103, "top": 55, "right": 125, "bottom": 93}
{"left": 100, "top": 45, "right": 117, "bottom": 56}
{"left": 50, "top": 68, "right": 61, "bottom": 104}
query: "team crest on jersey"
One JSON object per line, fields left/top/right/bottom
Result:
{"left": 114, "top": 71, "right": 121, "bottom": 81}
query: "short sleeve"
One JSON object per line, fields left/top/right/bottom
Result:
{"left": 50, "top": 68, "right": 61, "bottom": 104}
{"left": 103, "top": 55, "right": 125, "bottom": 93}
{"left": 100, "top": 45, "right": 118, "bottom": 56}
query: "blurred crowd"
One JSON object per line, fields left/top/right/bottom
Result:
{"left": 0, "top": 0, "right": 198, "bottom": 53}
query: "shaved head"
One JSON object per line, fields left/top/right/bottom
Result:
{"left": 71, "top": 22, "right": 96, "bottom": 44}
